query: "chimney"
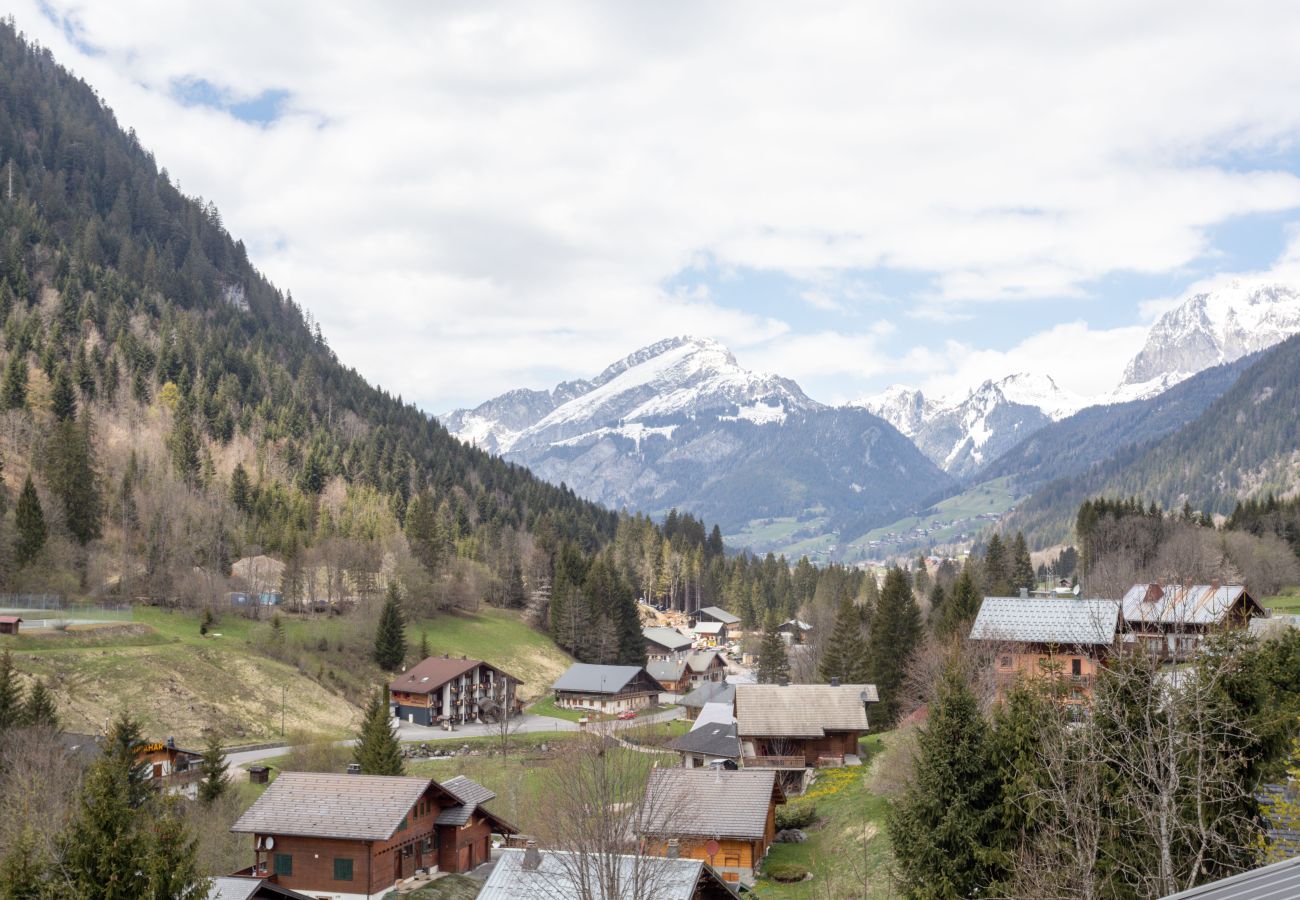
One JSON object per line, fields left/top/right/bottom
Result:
{"left": 830, "top": 676, "right": 840, "bottom": 688}
{"left": 522, "top": 840, "right": 542, "bottom": 870}
{"left": 1210, "top": 579, "right": 1220, "bottom": 591}
{"left": 779, "top": 675, "right": 789, "bottom": 687}
{"left": 667, "top": 839, "right": 680, "bottom": 859}
{"left": 1019, "top": 587, "right": 1028, "bottom": 599}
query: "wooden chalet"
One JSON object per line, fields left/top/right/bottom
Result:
{"left": 691, "top": 621, "right": 728, "bottom": 647}
{"left": 551, "top": 663, "right": 664, "bottom": 714}
{"left": 644, "top": 626, "right": 694, "bottom": 660}
{"left": 734, "top": 682, "right": 876, "bottom": 773}
{"left": 389, "top": 656, "right": 520, "bottom": 727}
{"left": 231, "top": 772, "right": 517, "bottom": 899}
{"left": 648, "top": 658, "right": 692, "bottom": 694}
{"left": 1121, "top": 583, "right": 1263, "bottom": 661}
{"left": 479, "top": 845, "right": 738, "bottom": 899}
{"left": 685, "top": 650, "right": 727, "bottom": 686}
{"left": 680, "top": 682, "right": 735, "bottom": 721}
{"left": 694, "top": 606, "right": 741, "bottom": 628}
{"left": 642, "top": 768, "right": 785, "bottom": 883}
{"left": 668, "top": 721, "right": 741, "bottom": 769}
{"left": 137, "top": 737, "right": 204, "bottom": 794}
{"left": 969, "top": 596, "right": 1121, "bottom": 703}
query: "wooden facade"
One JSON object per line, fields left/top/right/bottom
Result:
{"left": 553, "top": 667, "right": 663, "bottom": 714}
{"left": 991, "top": 643, "right": 1105, "bottom": 704}
{"left": 390, "top": 656, "right": 521, "bottom": 727}
{"left": 0, "top": 616, "right": 21, "bottom": 635}
{"left": 742, "top": 731, "right": 861, "bottom": 768}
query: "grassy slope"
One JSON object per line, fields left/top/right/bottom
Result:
{"left": 5, "top": 605, "right": 571, "bottom": 745}
{"left": 844, "top": 477, "right": 1019, "bottom": 559}
{"left": 1265, "top": 586, "right": 1300, "bottom": 614}
{"left": 752, "top": 733, "right": 893, "bottom": 899}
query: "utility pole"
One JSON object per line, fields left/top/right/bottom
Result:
{"left": 5, "top": 159, "right": 12, "bottom": 202}
{"left": 281, "top": 685, "right": 286, "bottom": 737}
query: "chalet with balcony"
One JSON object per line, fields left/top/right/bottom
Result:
{"left": 641, "top": 768, "right": 785, "bottom": 884}
{"left": 231, "top": 772, "right": 517, "bottom": 899}
{"left": 389, "top": 656, "right": 520, "bottom": 727}
{"left": 649, "top": 658, "right": 692, "bottom": 694}
{"left": 137, "top": 737, "right": 204, "bottom": 794}
{"left": 645, "top": 626, "right": 694, "bottom": 660}
{"left": 685, "top": 650, "right": 727, "bottom": 686}
{"left": 551, "top": 663, "right": 665, "bottom": 714}
{"left": 969, "top": 596, "right": 1121, "bottom": 702}
{"left": 692, "top": 621, "right": 728, "bottom": 647}
{"left": 734, "top": 682, "right": 877, "bottom": 774}
{"left": 1120, "top": 583, "right": 1263, "bottom": 661}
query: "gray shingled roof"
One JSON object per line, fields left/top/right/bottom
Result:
{"left": 680, "top": 682, "right": 734, "bottom": 710}
{"left": 435, "top": 775, "right": 496, "bottom": 826}
{"left": 969, "top": 597, "right": 1120, "bottom": 645}
{"left": 734, "top": 684, "right": 874, "bottom": 738}
{"left": 686, "top": 651, "right": 724, "bottom": 674}
{"left": 668, "top": 722, "right": 741, "bottom": 759}
{"left": 210, "top": 878, "right": 313, "bottom": 900}
{"left": 648, "top": 658, "right": 688, "bottom": 684}
{"left": 642, "top": 768, "right": 780, "bottom": 840}
{"left": 1160, "top": 854, "right": 1300, "bottom": 898}
{"left": 479, "top": 848, "right": 736, "bottom": 899}
{"left": 697, "top": 606, "right": 741, "bottom": 625}
{"left": 552, "top": 663, "right": 648, "bottom": 694}
{"left": 1122, "top": 583, "right": 1258, "bottom": 627}
{"left": 644, "top": 627, "right": 693, "bottom": 652}
{"left": 230, "top": 772, "right": 429, "bottom": 841}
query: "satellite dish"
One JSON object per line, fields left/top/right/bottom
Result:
{"left": 265, "top": 836, "right": 275, "bottom": 850}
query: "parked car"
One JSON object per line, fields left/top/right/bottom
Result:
{"left": 617, "top": 710, "right": 638, "bottom": 720}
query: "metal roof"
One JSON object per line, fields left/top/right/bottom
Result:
{"left": 696, "top": 606, "right": 741, "bottom": 625}
{"left": 693, "top": 702, "right": 736, "bottom": 730}
{"left": 648, "top": 658, "right": 688, "bottom": 684}
{"left": 692, "top": 621, "right": 724, "bottom": 635}
{"left": 734, "top": 684, "right": 874, "bottom": 738}
{"left": 551, "top": 663, "right": 655, "bottom": 694}
{"left": 435, "top": 775, "right": 496, "bottom": 826}
{"left": 644, "top": 627, "right": 693, "bottom": 651}
{"left": 390, "top": 656, "right": 517, "bottom": 696}
{"left": 479, "top": 848, "right": 737, "bottom": 899}
{"left": 1122, "top": 583, "right": 1259, "bottom": 627}
{"left": 210, "top": 877, "right": 313, "bottom": 900}
{"left": 230, "top": 772, "right": 431, "bottom": 841}
{"left": 1160, "top": 854, "right": 1300, "bottom": 899}
{"left": 642, "top": 768, "right": 782, "bottom": 841}
{"left": 969, "top": 597, "right": 1120, "bottom": 645}
{"left": 669, "top": 722, "right": 740, "bottom": 759}
{"left": 680, "top": 682, "right": 734, "bottom": 710}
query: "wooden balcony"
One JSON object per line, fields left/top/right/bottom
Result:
{"left": 742, "top": 754, "right": 805, "bottom": 769}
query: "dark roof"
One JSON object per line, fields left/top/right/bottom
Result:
{"left": 643, "top": 768, "right": 783, "bottom": 840}
{"left": 643, "top": 627, "right": 693, "bottom": 652}
{"left": 668, "top": 722, "right": 741, "bottom": 759}
{"left": 552, "top": 663, "right": 662, "bottom": 694}
{"left": 696, "top": 606, "right": 740, "bottom": 625}
{"left": 1160, "top": 854, "right": 1300, "bottom": 899}
{"left": 680, "top": 682, "right": 734, "bottom": 710}
{"left": 390, "top": 656, "right": 515, "bottom": 695}
{"left": 231, "top": 772, "right": 434, "bottom": 841}
{"left": 480, "top": 849, "right": 738, "bottom": 899}
{"left": 435, "top": 775, "right": 496, "bottom": 826}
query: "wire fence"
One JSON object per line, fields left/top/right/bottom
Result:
{"left": 0, "top": 594, "right": 134, "bottom": 621}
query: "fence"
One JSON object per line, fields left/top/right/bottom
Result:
{"left": 0, "top": 595, "right": 134, "bottom": 622}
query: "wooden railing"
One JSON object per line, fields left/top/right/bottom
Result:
{"left": 742, "top": 754, "right": 805, "bottom": 769}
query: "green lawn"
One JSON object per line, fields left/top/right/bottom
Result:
{"left": 524, "top": 694, "right": 587, "bottom": 722}
{"left": 751, "top": 733, "right": 894, "bottom": 899}
{"left": 1265, "top": 586, "right": 1300, "bottom": 614}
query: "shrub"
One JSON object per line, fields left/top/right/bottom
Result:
{"left": 765, "top": 862, "right": 810, "bottom": 883}
{"left": 776, "top": 802, "right": 818, "bottom": 830}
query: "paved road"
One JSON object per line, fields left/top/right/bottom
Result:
{"left": 224, "top": 705, "right": 683, "bottom": 768}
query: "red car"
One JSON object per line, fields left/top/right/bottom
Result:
{"left": 617, "top": 710, "right": 638, "bottom": 720}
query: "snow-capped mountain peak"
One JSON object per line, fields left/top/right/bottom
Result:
{"left": 1116, "top": 280, "right": 1300, "bottom": 399}
{"left": 854, "top": 384, "right": 937, "bottom": 438}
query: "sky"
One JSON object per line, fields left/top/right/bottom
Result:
{"left": 11, "top": 1, "right": 1300, "bottom": 411}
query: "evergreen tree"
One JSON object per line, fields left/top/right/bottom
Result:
{"left": 197, "top": 731, "right": 229, "bottom": 803}
{"left": 104, "top": 711, "right": 151, "bottom": 809}
{"left": 0, "top": 651, "right": 25, "bottom": 731}
{"left": 46, "top": 415, "right": 102, "bottom": 546}
{"left": 1011, "top": 531, "right": 1035, "bottom": 594}
{"left": 0, "top": 826, "right": 46, "bottom": 898}
{"left": 62, "top": 750, "right": 151, "bottom": 899}
{"left": 938, "top": 566, "right": 981, "bottom": 638}
{"left": 13, "top": 475, "right": 46, "bottom": 566}
{"left": 373, "top": 583, "right": 407, "bottom": 671}
{"left": 145, "top": 797, "right": 209, "bottom": 900}
{"left": 982, "top": 533, "right": 1010, "bottom": 596}
{"left": 0, "top": 353, "right": 26, "bottom": 410}
{"left": 914, "top": 555, "right": 931, "bottom": 596}
{"left": 168, "top": 397, "right": 200, "bottom": 483}
{"left": 50, "top": 365, "right": 76, "bottom": 421}
{"left": 888, "top": 666, "right": 1002, "bottom": 898}
{"left": 985, "top": 682, "right": 1056, "bottom": 887}
{"left": 820, "top": 596, "right": 868, "bottom": 684}
{"left": 926, "top": 582, "right": 946, "bottom": 629}
{"left": 866, "top": 566, "right": 922, "bottom": 725}
{"left": 755, "top": 612, "right": 790, "bottom": 684}
{"left": 418, "top": 631, "right": 430, "bottom": 661}
{"left": 20, "top": 677, "right": 57, "bottom": 729}
{"left": 228, "top": 463, "right": 250, "bottom": 513}
{"left": 354, "top": 688, "right": 404, "bottom": 776}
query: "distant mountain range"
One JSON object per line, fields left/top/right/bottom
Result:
{"left": 445, "top": 283, "right": 1300, "bottom": 556}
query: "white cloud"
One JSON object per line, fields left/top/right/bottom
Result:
{"left": 13, "top": 1, "right": 1300, "bottom": 409}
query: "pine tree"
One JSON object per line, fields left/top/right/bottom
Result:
{"left": 373, "top": 583, "right": 407, "bottom": 671}
{"left": 104, "top": 711, "right": 150, "bottom": 809}
{"left": 418, "top": 631, "right": 430, "bottom": 661}
{"left": 983, "top": 533, "right": 1010, "bottom": 596}
{"left": 865, "top": 566, "right": 922, "bottom": 725}
{"left": 820, "top": 596, "right": 868, "bottom": 684}
{"left": 0, "top": 651, "right": 25, "bottom": 731}
{"left": 50, "top": 365, "right": 77, "bottom": 421}
{"left": 168, "top": 396, "right": 200, "bottom": 483}
{"left": 145, "top": 796, "right": 209, "bottom": 900}
{"left": 756, "top": 612, "right": 790, "bottom": 684}
{"left": 926, "top": 582, "right": 946, "bottom": 630}
{"left": 354, "top": 688, "right": 404, "bottom": 776}
{"left": 13, "top": 475, "right": 46, "bottom": 566}
{"left": 1010, "top": 531, "right": 1035, "bottom": 594}
{"left": 63, "top": 750, "right": 151, "bottom": 899}
{"left": 20, "top": 677, "right": 57, "bottom": 728}
{"left": 197, "top": 731, "right": 229, "bottom": 803}
{"left": 938, "top": 566, "right": 982, "bottom": 638}
{"left": 46, "top": 415, "right": 102, "bottom": 546}
{"left": 0, "top": 826, "right": 46, "bottom": 898}
{"left": 1, "top": 353, "right": 26, "bottom": 410}
{"left": 888, "top": 666, "right": 1002, "bottom": 898}
{"left": 228, "top": 462, "right": 250, "bottom": 513}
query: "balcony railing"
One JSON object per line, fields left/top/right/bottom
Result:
{"left": 742, "top": 754, "right": 805, "bottom": 769}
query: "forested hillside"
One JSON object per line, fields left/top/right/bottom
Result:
{"left": 0, "top": 23, "right": 852, "bottom": 667}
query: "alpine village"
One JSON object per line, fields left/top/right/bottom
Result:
{"left": 2, "top": 8, "right": 1300, "bottom": 900}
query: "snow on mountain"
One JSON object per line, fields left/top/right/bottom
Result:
{"left": 856, "top": 385, "right": 938, "bottom": 438}
{"left": 1115, "top": 280, "right": 1300, "bottom": 400}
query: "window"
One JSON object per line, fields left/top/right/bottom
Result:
{"left": 1071, "top": 658, "right": 1082, "bottom": 677}
{"left": 333, "top": 858, "right": 353, "bottom": 881}
{"left": 999, "top": 656, "right": 1012, "bottom": 669}
{"left": 273, "top": 854, "right": 292, "bottom": 876}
